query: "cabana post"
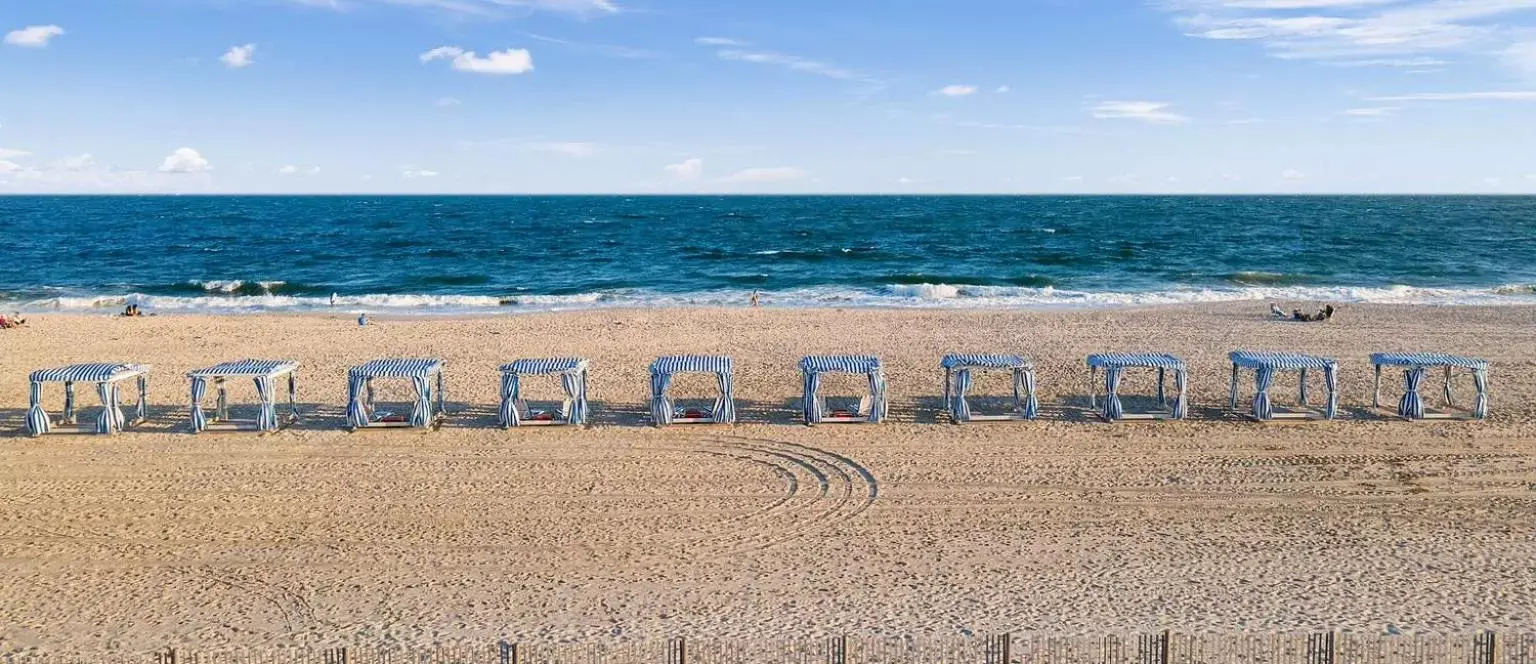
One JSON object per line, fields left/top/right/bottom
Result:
{"left": 800, "top": 355, "right": 887, "bottom": 424}
{"left": 345, "top": 358, "right": 446, "bottom": 430}
{"left": 499, "top": 358, "right": 590, "bottom": 427}
{"left": 1370, "top": 352, "right": 1488, "bottom": 420}
{"left": 1085, "top": 354, "right": 1187, "bottom": 422}
{"left": 649, "top": 355, "right": 735, "bottom": 425}
{"left": 941, "top": 354, "right": 1037, "bottom": 423}
{"left": 187, "top": 359, "right": 300, "bottom": 433}
{"left": 26, "top": 363, "right": 151, "bottom": 436}
{"left": 1228, "top": 351, "right": 1338, "bottom": 421}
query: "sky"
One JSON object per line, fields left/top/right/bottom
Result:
{"left": 2, "top": 0, "right": 1536, "bottom": 194}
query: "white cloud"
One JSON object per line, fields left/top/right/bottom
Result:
{"left": 221, "top": 43, "right": 256, "bottom": 69}
{"left": 296, "top": 0, "right": 618, "bottom": 16}
{"left": 935, "top": 84, "right": 978, "bottom": 97}
{"left": 522, "top": 32, "right": 657, "bottom": 60}
{"left": 717, "top": 167, "right": 809, "bottom": 184}
{"left": 0, "top": 155, "right": 209, "bottom": 193}
{"left": 531, "top": 141, "right": 600, "bottom": 157}
{"left": 0, "top": 148, "right": 30, "bottom": 159}
{"left": 434, "top": 97, "right": 462, "bottom": 107}
{"left": 714, "top": 49, "right": 865, "bottom": 81}
{"left": 401, "top": 168, "right": 439, "bottom": 178}
{"left": 694, "top": 37, "right": 746, "bottom": 46}
{"left": 158, "top": 148, "right": 211, "bottom": 174}
{"left": 4, "top": 25, "right": 64, "bottom": 48}
{"left": 57, "top": 154, "right": 95, "bottom": 171}
{"left": 995, "top": 85, "right": 1011, "bottom": 93}
{"left": 664, "top": 158, "right": 703, "bottom": 180}
{"left": 1343, "top": 106, "right": 1399, "bottom": 116}
{"left": 1062, "top": 175, "right": 1086, "bottom": 183}
{"left": 278, "top": 164, "right": 321, "bottom": 175}
{"left": 1090, "top": 100, "right": 1191, "bottom": 124}
{"left": 896, "top": 177, "right": 916, "bottom": 184}
{"left": 1281, "top": 168, "right": 1307, "bottom": 180}
{"left": 421, "top": 46, "right": 534, "bottom": 75}
{"left": 0, "top": 160, "right": 21, "bottom": 173}
{"left": 1369, "top": 90, "right": 1536, "bottom": 101}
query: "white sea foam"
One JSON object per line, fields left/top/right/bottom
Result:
{"left": 9, "top": 283, "right": 1536, "bottom": 315}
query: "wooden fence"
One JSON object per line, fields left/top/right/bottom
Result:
{"left": 8, "top": 632, "right": 1534, "bottom": 664}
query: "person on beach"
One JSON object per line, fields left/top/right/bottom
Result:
{"left": 121, "top": 304, "right": 141, "bottom": 317}
{"left": 0, "top": 312, "right": 24, "bottom": 328}
{"left": 750, "top": 291, "right": 761, "bottom": 308}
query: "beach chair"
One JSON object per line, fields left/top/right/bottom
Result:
{"left": 1228, "top": 351, "right": 1338, "bottom": 421}
{"left": 649, "top": 355, "right": 736, "bottom": 425}
{"left": 800, "top": 355, "right": 888, "bottom": 424}
{"left": 1086, "top": 353, "right": 1188, "bottom": 422}
{"left": 942, "top": 354, "right": 1038, "bottom": 423}
{"left": 25, "top": 363, "right": 151, "bottom": 436}
{"left": 345, "top": 358, "right": 446, "bottom": 430}
{"left": 499, "top": 358, "right": 590, "bottom": 427}
{"left": 187, "top": 359, "right": 300, "bottom": 433}
{"left": 1370, "top": 353, "right": 1488, "bottom": 420}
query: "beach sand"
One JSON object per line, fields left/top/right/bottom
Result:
{"left": 1, "top": 303, "right": 1535, "bottom": 654}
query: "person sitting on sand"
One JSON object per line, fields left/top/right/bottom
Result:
{"left": 1270, "top": 303, "right": 1286, "bottom": 318}
{"left": 0, "top": 313, "right": 21, "bottom": 329}
{"left": 121, "top": 304, "right": 140, "bottom": 317}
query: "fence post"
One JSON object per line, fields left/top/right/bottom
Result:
{"left": 1307, "top": 632, "right": 1335, "bottom": 664}
{"left": 499, "top": 640, "right": 518, "bottom": 664}
{"left": 828, "top": 635, "right": 847, "bottom": 664}
{"left": 1474, "top": 631, "right": 1496, "bottom": 664}
{"left": 1139, "top": 631, "right": 1169, "bottom": 664}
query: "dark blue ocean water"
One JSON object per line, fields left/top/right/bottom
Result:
{"left": 1, "top": 195, "right": 1534, "bottom": 313}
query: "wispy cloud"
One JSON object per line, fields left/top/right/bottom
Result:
{"left": 698, "top": 38, "right": 879, "bottom": 87}
{"left": 4, "top": 25, "right": 65, "bottom": 48}
{"left": 1369, "top": 90, "right": 1536, "bottom": 101}
{"left": 1089, "top": 100, "right": 1191, "bottom": 124}
{"left": 694, "top": 37, "right": 746, "bottom": 46}
{"left": 1160, "top": 0, "right": 1536, "bottom": 74}
{"left": 421, "top": 46, "right": 534, "bottom": 75}
{"left": 717, "top": 166, "right": 809, "bottom": 184}
{"left": 295, "top": 0, "right": 619, "bottom": 17}
{"left": 523, "top": 33, "right": 658, "bottom": 60}
{"left": 531, "top": 141, "right": 601, "bottom": 157}
{"left": 664, "top": 157, "right": 703, "bottom": 180}
{"left": 934, "top": 84, "right": 978, "bottom": 97}
{"left": 1343, "top": 106, "right": 1399, "bottom": 116}
{"left": 220, "top": 43, "right": 256, "bottom": 69}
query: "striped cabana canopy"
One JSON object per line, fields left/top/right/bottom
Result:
{"left": 1085, "top": 353, "right": 1188, "bottom": 421}
{"left": 800, "top": 355, "right": 888, "bottom": 424}
{"left": 649, "top": 355, "right": 735, "bottom": 425}
{"left": 1228, "top": 350, "right": 1338, "bottom": 421}
{"left": 942, "top": 354, "right": 1038, "bottom": 423}
{"left": 346, "top": 358, "right": 446, "bottom": 430}
{"left": 1370, "top": 352, "right": 1488, "bottom": 420}
{"left": 498, "top": 358, "right": 590, "bottom": 427}
{"left": 186, "top": 360, "right": 299, "bottom": 433}
{"left": 26, "top": 363, "right": 152, "bottom": 437}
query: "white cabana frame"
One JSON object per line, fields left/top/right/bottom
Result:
{"left": 1228, "top": 350, "right": 1338, "bottom": 422}
{"left": 26, "top": 363, "right": 151, "bottom": 436}
{"left": 1086, "top": 353, "right": 1188, "bottom": 422}
{"left": 345, "top": 358, "right": 446, "bottom": 430}
{"left": 800, "top": 355, "right": 887, "bottom": 425}
{"left": 187, "top": 359, "right": 300, "bottom": 433}
{"left": 942, "top": 354, "right": 1038, "bottom": 423}
{"left": 1370, "top": 352, "right": 1488, "bottom": 421}
{"left": 499, "top": 358, "right": 590, "bottom": 427}
{"left": 649, "top": 355, "right": 736, "bottom": 426}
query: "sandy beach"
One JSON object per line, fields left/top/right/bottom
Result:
{"left": 1, "top": 303, "right": 1534, "bottom": 654}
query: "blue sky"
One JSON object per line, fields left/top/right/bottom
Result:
{"left": 2, "top": 0, "right": 1535, "bottom": 193}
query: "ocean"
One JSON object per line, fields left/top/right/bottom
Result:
{"left": 2, "top": 195, "right": 1534, "bottom": 314}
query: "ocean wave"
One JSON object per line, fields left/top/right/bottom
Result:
{"left": 8, "top": 282, "right": 1536, "bottom": 315}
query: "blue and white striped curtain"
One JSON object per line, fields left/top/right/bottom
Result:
{"left": 346, "top": 374, "right": 371, "bottom": 428}
{"left": 803, "top": 370, "right": 823, "bottom": 424}
{"left": 952, "top": 369, "right": 974, "bottom": 423}
{"left": 1021, "top": 368, "right": 1039, "bottom": 420}
{"left": 1298, "top": 368, "right": 1309, "bottom": 406}
{"left": 562, "top": 369, "right": 588, "bottom": 425}
{"left": 499, "top": 372, "right": 521, "bottom": 428}
{"left": 650, "top": 371, "right": 674, "bottom": 425}
{"left": 190, "top": 376, "right": 209, "bottom": 432}
{"left": 26, "top": 381, "right": 50, "bottom": 436}
{"left": 254, "top": 375, "right": 278, "bottom": 431}
{"left": 868, "top": 370, "right": 888, "bottom": 423}
{"left": 1252, "top": 366, "right": 1275, "bottom": 420}
{"left": 1172, "top": 368, "right": 1188, "bottom": 419}
{"left": 409, "top": 375, "right": 433, "bottom": 427}
{"left": 1473, "top": 368, "right": 1489, "bottom": 419}
{"left": 1398, "top": 367, "right": 1427, "bottom": 419}
{"left": 1324, "top": 365, "right": 1339, "bottom": 419}
{"left": 1103, "top": 367, "right": 1125, "bottom": 421}
{"left": 63, "top": 382, "right": 76, "bottom": 423}
{"left": 716, "top": 371, "right": 737, "bottom": 424}
{"left": 96, "top": 381, "right": 119, "bottom": 434}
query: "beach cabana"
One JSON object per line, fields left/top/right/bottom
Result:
{"left": 800, "top": 355, "right": 888, "bottom": 424}
{"left": 345, "top": 358, "right": 446, "bottom": 430}
{"left": 187, "top": 360, "right": 299, "bottom": 433}
{"left": 1086, "top": 353, "right": 1188, "bottom": 422}
{"left": 649, "top": 355, "right": 736, "bottom": 425}
{"left": 25, "top": 363, "right": 151, "bottom": 436}
{"left": 498, "top": 358, "right": 590, "bottom": 427}
{"left": 941, "top": 354, "right": 1038, "bottom": 423}
{"left": 1370, "top": 352, "right": 1488, "bottom": 420}
{"left": 1228, "top": 351, "right": 1338, "bottom": 421}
